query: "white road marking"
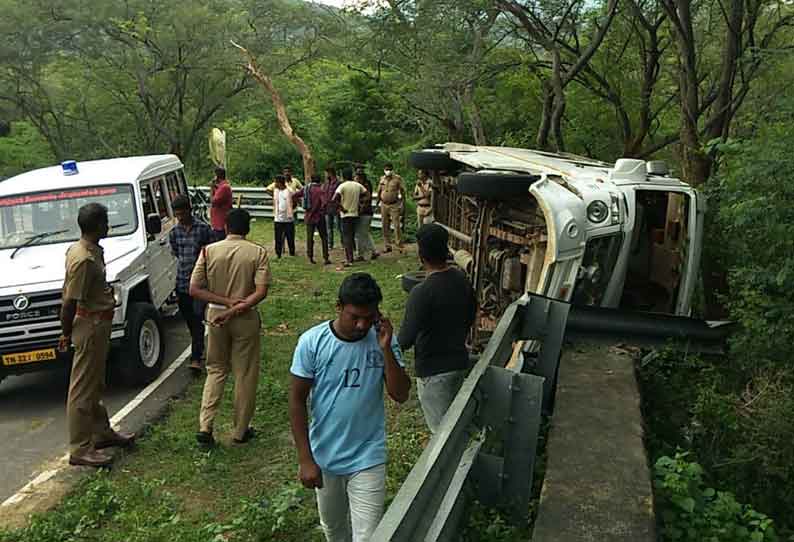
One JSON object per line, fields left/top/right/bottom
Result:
{"left": 1, "top": 344, "right": 192, "bottom": 508}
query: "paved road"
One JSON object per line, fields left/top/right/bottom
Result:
{"left": 0, "top": 316, "right": 190, "bottom": 503}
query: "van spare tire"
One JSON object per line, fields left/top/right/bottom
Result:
{"left": 409, "top": 150, "right": 460, "bottom": 172}
{"left": 457, "top": 171, "right": 538, "bottom": 200}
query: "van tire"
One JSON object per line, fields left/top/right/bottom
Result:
{"left": 401, "top": 271, "right": 428, "bottom": 293}
{"left": 409, "top": 150, "right": 460, "bottom": 172}
{"left": 457, "top": 172, "right": 538, "bottom": 200}
{"left": 117, "top": 303, "right": 164, "bottom": 386}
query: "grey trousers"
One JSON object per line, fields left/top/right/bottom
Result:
{"left": 355, "top": 215, "right": 375, "bottom": 259}
{"left": 416, "top": 369, "right": 467, "bottom": 433}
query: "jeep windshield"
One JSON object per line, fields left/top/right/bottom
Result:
{"left": 0, "top": 185, "right": 138, "bottom": 250}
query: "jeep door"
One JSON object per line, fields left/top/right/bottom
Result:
{"left": 140, "top": 177, "right": 176, "bottom": 308}
{"left": 607, "top": 185, "right": 702, "bottom": 315}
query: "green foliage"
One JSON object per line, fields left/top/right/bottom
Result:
{"left": 0, "top": 474, "right": 119, "bottom": 542}
{"left": 462, "top": 504, "right": 531, "bottom": 542}
{"left": 716, "top": 126, "right": 794, "bottom": 370}
{"left": 0, "top": 121, "right": 54, "bottom": 178}
{"left": 653, "top": 453, "right": 778, "bottom": 542}
{"left": 322, "top": 74, "right": 403, "bottom": 164}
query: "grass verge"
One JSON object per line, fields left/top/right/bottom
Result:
{"left": 0, "top": 221, "right": 427, "bottom": 542}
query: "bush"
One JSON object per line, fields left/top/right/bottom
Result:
{"left": 653, "top": 452, "right": 779, "bottom": 542}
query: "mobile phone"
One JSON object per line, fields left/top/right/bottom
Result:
{"left": 374, "top": 311, "right": 383, "bottom": 332}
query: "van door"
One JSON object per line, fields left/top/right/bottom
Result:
{"left": 141, "top": 177, "right": 177, "bottom": 308}
{"left": 529, "top": 175, "right": 587, "bottom": 302}
{"left": 676, "top": 188, "right": 703, "bottom": 315}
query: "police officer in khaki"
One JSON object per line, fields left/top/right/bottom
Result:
{"left": 190, "top": 208, "right": 271, "bottom": 447}
{"left": 60, "top": 203, "right": 134, "bottom": 467}
{"left": 413, "top": 169, "right": 433, "bottom": 228}
{"left": 377, "top": 162, "right": 406, "bottom": 253}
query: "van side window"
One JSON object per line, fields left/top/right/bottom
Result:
{"left": 141, "top": 185, "right": 156, "bottom": 217}
{"left": 152, "top": 178, "right": 170, "bottom": 219}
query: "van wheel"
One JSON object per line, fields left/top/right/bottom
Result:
{"left": 457, "top": 172, "right": 538, "bottom": 200}
{"left": 409, "top": 150, "right": 460, "bottom": 172}
{"left": 401, "top": 271, "right": 428, "bottom": 293}
{"left": 118, "top": 303, "right": 164, "bottom": 385}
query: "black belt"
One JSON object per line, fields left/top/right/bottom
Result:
{"left": 417, "top": 203, "right": 431, "bottom": 207}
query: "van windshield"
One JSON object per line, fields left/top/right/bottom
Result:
{"left": 0, "top": 185, "right": 138, "bottom": 250}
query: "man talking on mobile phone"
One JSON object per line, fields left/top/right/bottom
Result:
{"left": 289, "top": 273, "right": 410, "bottom": 542}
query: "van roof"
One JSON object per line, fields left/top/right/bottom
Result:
{"left": 0, "top": 155, "right": 183, "bottom": 196}
{"left": 440, "top": 144, "right": 689, "bottom": 190}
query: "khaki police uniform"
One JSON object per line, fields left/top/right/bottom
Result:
{"left": 63, "top": 239, "right": 116, "bottom": 455}
{"left": 378, "top": 174, "right": 404, "bottom": 249}
{"left": 266, "top": 178, "right": 303, "bottom": 192}
{"left": 191, "top": 235, "right": 272, "bottom": 440}
{"left": 413, "top": 180, "right": 433, "bottom": 228}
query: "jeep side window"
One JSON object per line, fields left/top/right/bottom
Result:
{"left": 141, "top": 185, "right": 156, "bottom": 217}
{"left": 176, "top": 170, "right": 188, "bottom": 195}
{"left": 165, "top": 172, "right": 183, "bottom": 201}
{"left": 152, "top": 178, "right": 170, "bottom": 219}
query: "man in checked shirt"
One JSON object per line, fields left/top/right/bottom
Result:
{"left": 169, "top": 195, "right": 214, "bottom": 371}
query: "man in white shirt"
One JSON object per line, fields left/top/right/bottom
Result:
{"left": 272, "top": 175, "right": 297, "bottom": 257}
{"left": 333, "top": 169, "right": 369, "bottom": 268}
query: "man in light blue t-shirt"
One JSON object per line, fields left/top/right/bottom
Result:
{"left": 289, "top": 273, "right": 411, "bottom": 542}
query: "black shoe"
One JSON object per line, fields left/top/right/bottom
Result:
{"left": 233, "top": 427, "right": 256, "bottom": 444}
{"left": 196, "top": 431, "right": 215, "bottom": 448}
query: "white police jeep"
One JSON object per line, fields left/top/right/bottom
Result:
{"left": 0, "top": 155, "right": 188, "bottom": 385}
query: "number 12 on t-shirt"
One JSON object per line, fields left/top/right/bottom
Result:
{"left": 343, "top": 368, "right": 361, "bottom": 388}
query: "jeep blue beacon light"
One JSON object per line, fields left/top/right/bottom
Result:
{"left": 61, "top": 160, "right": 78, "bottom": 176}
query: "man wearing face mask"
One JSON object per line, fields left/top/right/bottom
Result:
{"left": 377, "top": 163, "right": 405, "bottom": 253}
{"left": 289, "top": 273, "right": 411, "bottom": 542}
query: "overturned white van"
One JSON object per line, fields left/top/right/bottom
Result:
{"left": 408, "top": 144, "right": 704, "bottom": 346}
{"left": 0, "top": 155, "right": 189, "bottom": 385}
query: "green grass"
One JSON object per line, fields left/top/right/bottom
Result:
{"left": 0, "top": 221, "right": 429, "bottom": 542}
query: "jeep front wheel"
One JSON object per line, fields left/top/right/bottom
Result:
{"left": 118, "top": 302, "right": 164, "bottom": 385}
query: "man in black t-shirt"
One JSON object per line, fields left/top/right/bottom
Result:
{"left": 398, "top": 224, "right": 477, "bottom": 433}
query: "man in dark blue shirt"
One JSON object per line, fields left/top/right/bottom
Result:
{"left": 169, "top": 195, "right": 214, "bottom": 370}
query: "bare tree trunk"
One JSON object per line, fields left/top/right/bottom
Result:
{"left": 537, "top": 86, "right": 554, "bottom": 150}
{"left": 464, "top": 84, "right": 487, "bottom": 145}
{"left": 232, "top": 41, "right": 316, "bottom": 181}
{"left": 550, "top": 48, "right": 566, "bottom": 152}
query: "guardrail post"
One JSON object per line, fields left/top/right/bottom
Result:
{"left": 514, "top": 294, "right": 571, "bottom": 415}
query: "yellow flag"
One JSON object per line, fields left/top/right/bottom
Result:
{"left": 209, "top": 128, "right": 226, "bottom": 168}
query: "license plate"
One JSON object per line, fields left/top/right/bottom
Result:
{"left": 2, "top": 348, "right": 57, "bottom": 366}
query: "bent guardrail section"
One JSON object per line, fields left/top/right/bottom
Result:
{"left": 373, "top": 295, "right": 568, "bottom": 541}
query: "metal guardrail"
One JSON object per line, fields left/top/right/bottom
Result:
{"left": 374, "top": 287, "right": 731, "bottom": 541}
{"left": 189, "top": 186, "right": 385, "bottom": 229}
{"left": 373, "top": 293, "right": 571, "bottom": 541}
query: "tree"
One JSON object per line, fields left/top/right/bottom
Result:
{"left": 495, "top": 0, "right": 619, "bottom": 151}
{"left": 575, "top": 0, "right": 680, "bottom": 158}
{"left": 348, "top": 0, "right": 509, "bottom": 144}
{"left": 659, "top": 0, "right": 794, "bottom": 186}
